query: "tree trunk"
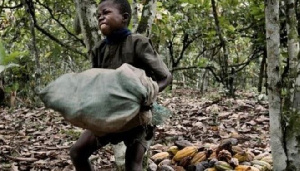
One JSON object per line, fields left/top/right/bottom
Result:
{"left": 258, "top": 49, "right": 266, "bottom": 93}
{"left": 265, "top": 0, "right": 287, "bottom": 170}
{"left": 0, "top": 79, "right": 4, "bottom": 104}
{"left": 10, "top": 91, "right": 16, "bottom": 107}
{"left": 211, "top": 0, "right": 231, "bottom": 96}
{"left": 23, "top": 0, "right": 41, "bottom": 103}
{"left": 283, "top": 0, "right": 300, "bottom": 169}
{"left": 264, "top": 59, "right": 268, "bottom": 95}
{"left": 135, "top": 0, "right": 157, "bottom": 36}
{"left": 200, "top": 70, "right": 208, "bottom": 93}
{"left": 74, "top": 0, "right": 100, "bottom": 53}
{"left": 131, "top": 0, "right": 139, "bottom": 32}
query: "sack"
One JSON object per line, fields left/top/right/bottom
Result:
{"left": 39, "top": 64, "right": 158, "bottom": 136}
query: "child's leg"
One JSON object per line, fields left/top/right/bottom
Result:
{"left": 70, "top": 130, "right": 99, "bottom": 171}
{"left": 125, "top": 141, "right": 147, "bottom": 171}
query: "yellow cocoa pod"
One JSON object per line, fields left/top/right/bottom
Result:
{"left": 252, "top": 165, "right": 263, "bottom": 171}
{"left": 233, "top": 151, "right": 253, "bottom": 162}
{"left": 251, "top": 160, "right": 272, "bottom": 171}
{"left": 232, "top": 146, "right": 243, "bottom": 154}
{"left": 190, "top": 151, "right": 207, "bottom": 165}
{"left": 214, "top": 161, "right": 233, "bottom": 171}
{"left": 208, "top": 151, "right": 217, "bottom": 160}
{"left": 261, "top": 156, "right": 272, "bottom": 164}
{"left": 150, "top": 152, "right": 170, "bottom": 163}
{"left": 172, "top": 146, "right": 198, "bottom": 162}
{"left": 167, "top": 146, "right": 179, "bottom": 156}
{"left": 234, "top": 165, "right": 259, "bottom": 171}
{"left": 233, "top": 152, "right": 247, "bottom": 162}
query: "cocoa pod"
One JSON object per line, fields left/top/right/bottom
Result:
{"left": 172, "top": 166, "right": 185, "bottom": 171}
{"left": 261, "top": 156, "right": 272, "bottom": 165}
{"left": 167, "top": 146, "right": 179, "bottom": 156}
{"left": 208, "top": 151, "right": 217, "bottom": 160}
{"left": 178, "top": 156, "right": 192, "bottom": 168}
{"left": 232, "top": 146, "right": 243, "bottom": 154}
{"left": 233, "top": 151, "right": 254, "bottom": 162}
{"left": 217, "top": 150, "right": 232, "bottom": 163}
{"left": 190, "top": 151, "right": 207, "bottom": 165}
{"left": 151, "top": 152, "right": 170, "bottom": 163}
{"left": 251, "top": 160, "right": 272, "bottom": 171}
{"left": 173, "top": 146, "right": 198, "bottom": 162}
{"left": 234, "top": 165, "right": 259, "bottom": 171}
{"left": 229, "top": 157, "right": 239, "bottom": 167}
{"left": 158, "top": 165, "right": 174, "bottom": 171}
{"left": 214, "top": 161, "right": 233, "bottom": 171}
{"left": 208, "top": 158, "right": 218, "bottom": 167}
{"left": 158, "top": 159, "right": 172, "bottom": 167}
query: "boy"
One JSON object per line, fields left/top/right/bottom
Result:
{"left": 69, "top": 0, "right": 172, "bottom": 170}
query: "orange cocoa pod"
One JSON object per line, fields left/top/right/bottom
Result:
{"left": 190, "top": 151, "right": 207, "bottom": 165}
{"left": 173, "top": 146, "right": 198, "bottom": 162}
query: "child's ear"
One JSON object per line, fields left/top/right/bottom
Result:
{"left": 122, "top": 13, "right": 129, "bottom": 24}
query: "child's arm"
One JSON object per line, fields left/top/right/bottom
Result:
{"left": 157, "top": 72, "right": 172, "bottom": 92}
{"left": 134, "top": 35, "right": 172, "bottom": 92}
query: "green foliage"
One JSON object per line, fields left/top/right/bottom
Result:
{"left": 178, "top": 0, "right": 197, "bottom": 4}
{"left": 198, "top": 58, "right": 208, "bottom": 67}
{"left": 152, "top": 0, "right": 266, "bottom": 94}
{"left": 0, "top": 40, "right": 23, "bottom": 73}
{"left": 0, "top": 41, "right": 5, "bottom": 63}
{"left": 4, "top": 82, "right": 19, "bottom": 92}
{"left": 0, "top": 0, "right": 90, "bottom": 104}
{"left": 0, "top": 0, "right": 270, "bottom": 102}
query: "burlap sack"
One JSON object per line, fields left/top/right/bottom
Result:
{"left": 39, "top": 63, "right": 158, "bottom": 136}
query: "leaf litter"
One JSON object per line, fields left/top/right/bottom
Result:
{"left": 0, "top": 89, "right": 270, "bottom": 170}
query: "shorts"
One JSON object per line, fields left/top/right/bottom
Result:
{"left": 95, "top": 125, "right": 155, "bottom": 150}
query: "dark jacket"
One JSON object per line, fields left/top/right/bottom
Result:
{"left": 91, "top": 34, "right": 170, "bottom": 81}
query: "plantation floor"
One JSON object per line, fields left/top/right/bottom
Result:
{"left": 0, "top": 89, "right": 270, "bottom": 170}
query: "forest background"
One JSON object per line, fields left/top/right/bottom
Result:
{"left": 0, "top": 0, "right": 300, "bottom": 170}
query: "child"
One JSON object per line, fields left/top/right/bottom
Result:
{"left": 69, "top": 0, "right": 172, "bottom": 170}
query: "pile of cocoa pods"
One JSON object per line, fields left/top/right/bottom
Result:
{"left": 148, "top": 138, "right": 272, "bottom": 171}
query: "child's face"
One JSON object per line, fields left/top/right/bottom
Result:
{"left": 98, "top": 1, "right": 127, "bottom": 36}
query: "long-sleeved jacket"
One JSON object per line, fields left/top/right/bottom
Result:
{"left": 91, "top": 34, "right": 170, "bottom": 81}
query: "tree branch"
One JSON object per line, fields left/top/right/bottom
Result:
{"left": 171, "top": 66, "right": 199, "bottom": 72}
{"left": 221, "top": 47, "right": 263, "bottom": 81}
{"left": 211, "top": 0, "right": 228, "bottom": 85}
{"left": 230, "top": 47, "right": 263, "bottom": 70}
{"left": 174, "top": 32, "right": 201, "bottom": 67}
{"left": 0, "top": 3, "right": 23, "bottom": 9}
{"left": 167, "top": 34, "right": 176, "bottom": 67}
{"left": 34, "top": 24, "right": 87, "bottom": 58}
{"left": 171, "top": 65, "right": 221, "bottom": 83}
{"left": 175, "top": 34, "right": 189, "bottom": 66}
{"left": 24, "top": 0, "right": 87, "bottom": 59}
{"left": 206, "top": 66, "right": 221, "bottom": 82}
{"left": 35, "top": 0, "right": 85, "bottom": 46}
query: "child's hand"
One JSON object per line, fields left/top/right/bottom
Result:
{"left": 157, "top": 73, "right": 172, "bottom": 92}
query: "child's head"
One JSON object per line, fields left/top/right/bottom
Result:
{"left": 98, "top": 0, "right": 132, "bottom": 36}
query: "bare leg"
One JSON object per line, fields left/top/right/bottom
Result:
{"left": 125, "top": 142, "right": 146, "bottom": 171}
{"left": 70, "top": 130, "right": 99, "bottom": 171}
